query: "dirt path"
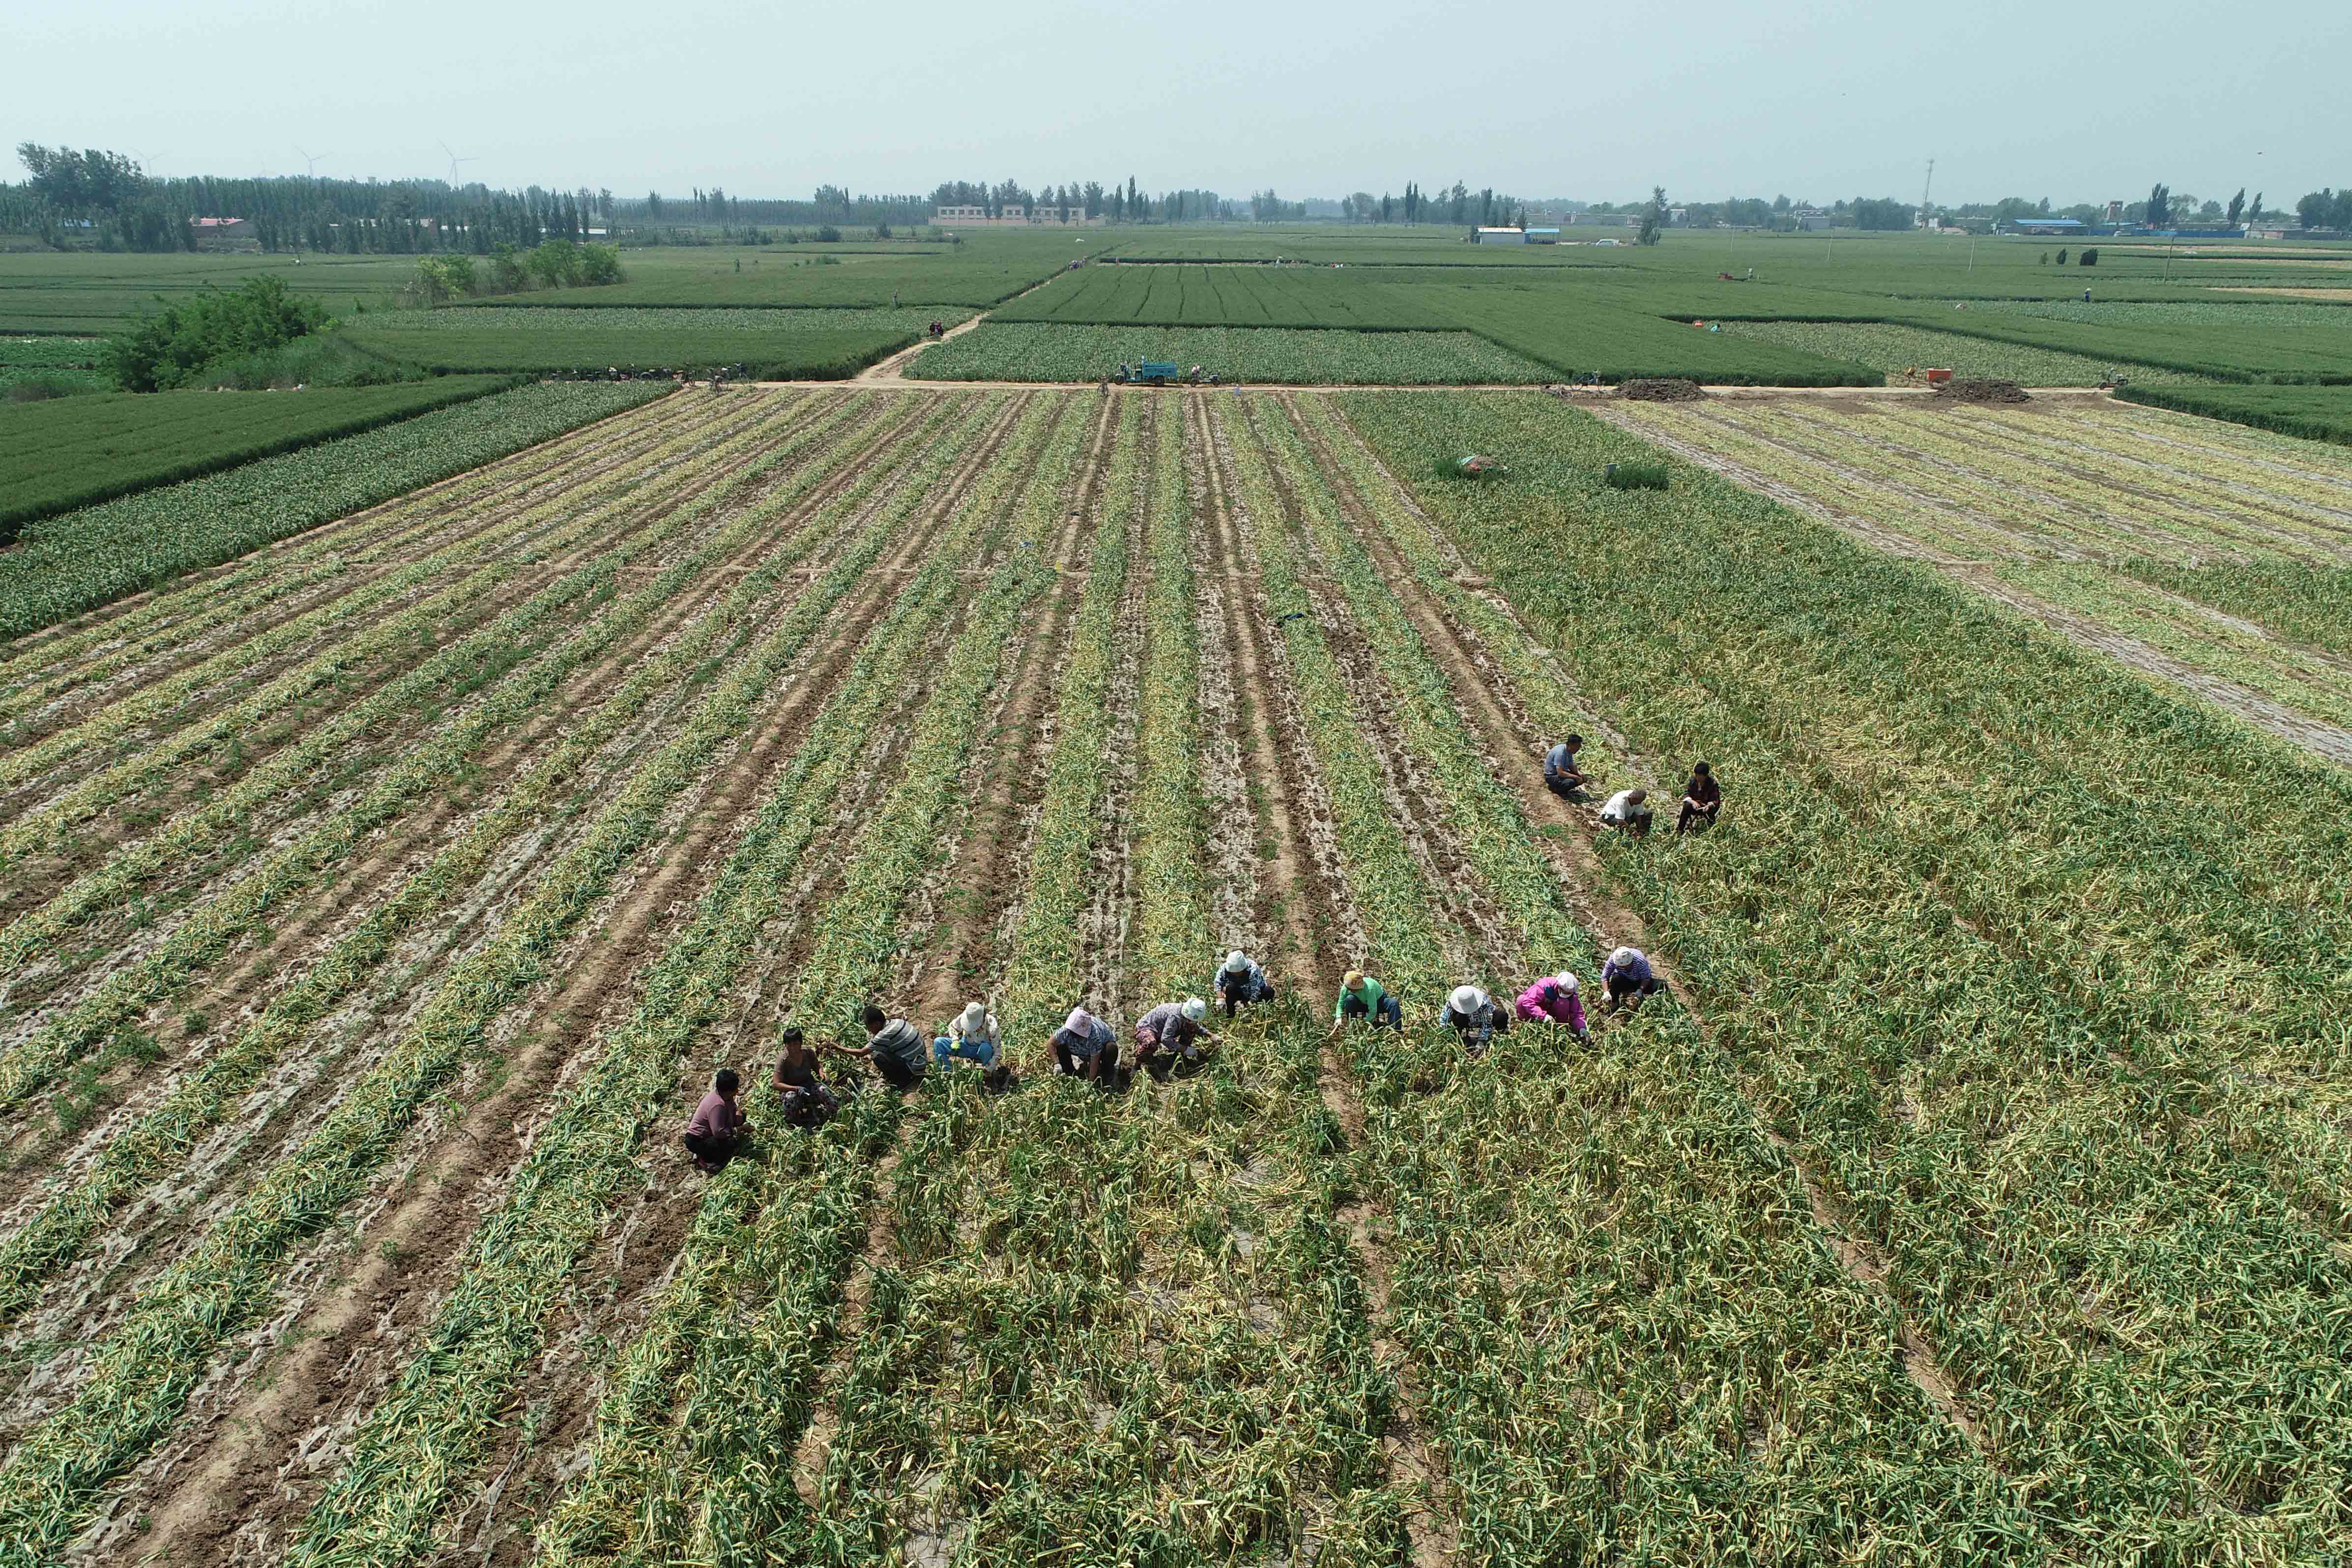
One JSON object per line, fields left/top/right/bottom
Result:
{"left": 856, "top": 314, "right": 986, "bottom": 382}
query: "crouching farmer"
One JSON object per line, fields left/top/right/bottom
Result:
{"left": 1329, "top": 970, "right": 1403, "bottom": 1036}
{"left": 1051, "top": 1006, "right": 1125, "bottom": 1089}
{"left": 683, "top": 1068, "right": 752, "bottom": 1173}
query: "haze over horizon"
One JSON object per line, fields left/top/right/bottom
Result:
{"left": 13, "top": 0, "right": 2348, "bottom": 206}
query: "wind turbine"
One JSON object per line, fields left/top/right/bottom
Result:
{"left": 439, "top": 140, "right": 476, "bottom": 187}
{"left": 296, "top": 145, "right": 331, "bottom": 177}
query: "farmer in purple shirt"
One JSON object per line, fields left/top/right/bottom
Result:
{"left": 682, "top": 1069, "right": 752, "bottom": 1173}
{"left": 1514, "top": 972, "right": 1589, "bottom": 1040}
{"left": 1134, "top": 996, "right": 1222, "bottom": 1081}
{"left": 1600, "top": 947, "right": 1665, "bottom": 1013}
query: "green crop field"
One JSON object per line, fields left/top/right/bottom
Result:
{"left": 908, "top": 323, "right": 1555, "bottom": 382}
{"left": 342, "top": 305, "right": 966, "bottom": 378}
{"left": 7, "top": 213, "right": 2352, "bottom": 1568}
{"left": 0, "top": 376, "right": 516, "bottom": 533}
{"left": 1711, "top": 320, "right": 2218, "bottom": 384}
{"left": 2117, "top": 380, "right": 2352, "bottom": 443}
{"left": 0, "top": 379, "right": 665, "bottom": 634}
{"left": 0, "top": 334, "right": 108, "bottom": 391}
{"left": 3, "top": 383, "right": 2349, "bottom": 1568}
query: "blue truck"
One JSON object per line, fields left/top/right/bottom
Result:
{"left": 1120, "top": 360, "right": 1183, "bottom": 385}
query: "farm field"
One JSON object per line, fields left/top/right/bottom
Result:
{"left": 0, "top": 376, "right": 516, "bottom": 534}
{"left": 2119, "top": 380, "right": 2352, "bottom": 444}
{"left": 1607, "top": 393, "right": 2352, "bottom": 755}
{"left": 488, "top": 232, "right": 1088, "bottom": 308}
{"left": 340, "top": 305, "right": 973, "bottom": 378}
{"left": 0, "top": 252, "right": 420, "bottom": 333}
{"left": 908, "top": 323, "right": 1555, "bottom": 383}
{"left": 0, "top": 380, "right": 2346, "bottom": 1568}
{"left": 1709, "top": 320, "right": 2215, "bottom": 384}
{"left": 0, "top": 379, "right": 666, "bottom": 636}
{"left": 0, "top": 336, "right": 107, "bottom": 393}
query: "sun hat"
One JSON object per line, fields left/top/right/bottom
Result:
{"left": 1448, "top": 985, "right": 1483, "bottom": 1014}
{"left": 1343, "top": 969, "right": 1366, "bottom": 990}
{"left": 1180, "top": 996, "right": 1208, "bottom": 1024}
{"left": 1609, "top": 947, "right": 1640, "bottom": 969}
{"left": 1222, "top": 950, "right": 1250, "bottom": 975}
{"left": 958, "top": 1002, "right": 988, "bottom": 1036}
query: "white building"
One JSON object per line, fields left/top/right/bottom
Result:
{"left": 1475, "top": 227, "right": 1526, "bottom": 245}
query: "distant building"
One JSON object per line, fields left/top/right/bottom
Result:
{"left": 2105, "top": 200, "right": 2125, "bottom": 223}
{"left": 2010, "top": 217, "right": 2085, "bottom": 234}
{"left": 1523, "top": 227, "right": 1561, "bottom": 244}
{"left": 1793, "top": 208, "right": 1833, "bottom": 231}
{"left": 1475, "top": 227, "right": 1526, "bottom": 244}
{"left": 189, "top": 216, "right": 252, "bottom": 239}
{"left": 930, "top": 203, "right": 1098, "bottom": 227}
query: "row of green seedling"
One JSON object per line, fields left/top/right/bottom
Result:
{"left": 0, "top": 388, "right": 718, "bottom": 730}
{"left": 0, "top": 387, "right": 770, "bottom": 812}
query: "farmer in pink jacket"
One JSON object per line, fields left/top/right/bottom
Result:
{"left": 1514, "top": 971, "right": 1589, "bottom": 1042}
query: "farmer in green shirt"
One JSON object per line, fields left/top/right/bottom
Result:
{"left": 1329, "top": 969, "right": 1403, "bottom": 1035}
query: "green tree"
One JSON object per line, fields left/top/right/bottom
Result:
{"left": 1637, "top": 185, "right": 1666, "bottom": 245}
{"left": 2146, "top": 182, "right": 2171, "bottom": 227}
{"left": 101, "top": 274, "right": 328, "bottom": 391}
{"left": 2225, "top": 188, "right": 2246, "bottom": 226}
{"left": 16, "top": 144, "right": 145, "bottom": 214}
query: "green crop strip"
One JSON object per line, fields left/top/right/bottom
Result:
{"left": 0, "top": 395, "right": 871, "bottom": 1114}
{"left": 0, "top": 394, "right": 1035, "bottom": 1567}
{"left": 787, "top": 395, "right": 1404, "bottom": 1566}
{"left": 0, "top": 388, "right": 775, "bottom": 837}
{"left": 0, "top": 392, "right": 956, "bottom": 1327}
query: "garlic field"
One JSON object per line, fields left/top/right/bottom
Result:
{"left": 0, "top": 383, "right": 2345, "bottom": 1568}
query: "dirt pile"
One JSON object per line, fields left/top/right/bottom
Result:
{"left": 1934, "top": 378, "right": 2031, "bottom": 404}
{"left": 1619, "top": 379, "right": 1706, "bottom": 402}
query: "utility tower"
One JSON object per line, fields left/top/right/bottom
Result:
{"left": 1919, "top": 158, "right": 1935, "bottom": 229}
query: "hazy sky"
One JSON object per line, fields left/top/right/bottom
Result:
{"left": 13, "top": 0, "right": 2347, "bottom": 205}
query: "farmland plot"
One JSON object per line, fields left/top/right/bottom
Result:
{"left": 1605, "top": 394, "right": 2352, "bottom": 758}
{"left": 0, "top": 382, "right": 2344, "bottom": 1568}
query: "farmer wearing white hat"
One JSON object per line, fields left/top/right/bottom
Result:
{"left": 1600, "top": 947, "right": 1665, "bottom": 1012}
{"left": 1440, "top": 984, "right": 1511, "bottom": 1053}
{"left": 1133, "top": 995, "right": 1222, "bottom": 1080}
{"left": 1215, "top": 950, "right": 1277, "bottom": 1019}
{"left": 934, "top": 1001, "right": 1003, "bottom": 1070}
{"left": 1514, "top": 971, "right": 1589, "bottom": 1041}
{"left": 1049, "top": 1005, "right": 1124, "bottom": 1088}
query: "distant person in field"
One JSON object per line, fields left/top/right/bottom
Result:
{"left": 1215, "top": 950, "right": 1278, "bottom": 1018}
{"left": 1329, "top": 969, "right": 1403, "bottom": 1035}
{"left": 1134, "top": 996, "right": 1221, "bottom": 1080}
{"left": 682, "top": 1068, "right": 752, "bottom": 1172}
{"left": 1050, "top": 1005, "right": 1124, "bottom": 1088}
{"left": 772, "top": 1026, "right": 840, "bottom": 1130}
{"left": 1514, "top": 971, "right": 1589, "bottom": 1040}
{"left": 1598, "top": 786, "right": 1654, "bottom": 837}
{"left": 1677, "top": 762, "right": 1720, "bottom": 834}
{"left": 1543, "top": 735, "right": 1589, "bottom": 799}
{"left": 1441, "top": 985, "right": 1510, "bottom": 1054}
{"left": 1600, "top": 947, "right": 1665, "bottom": 1012}
{"left": 828, "top": 1004, "right": 928, "bottom": 1090}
